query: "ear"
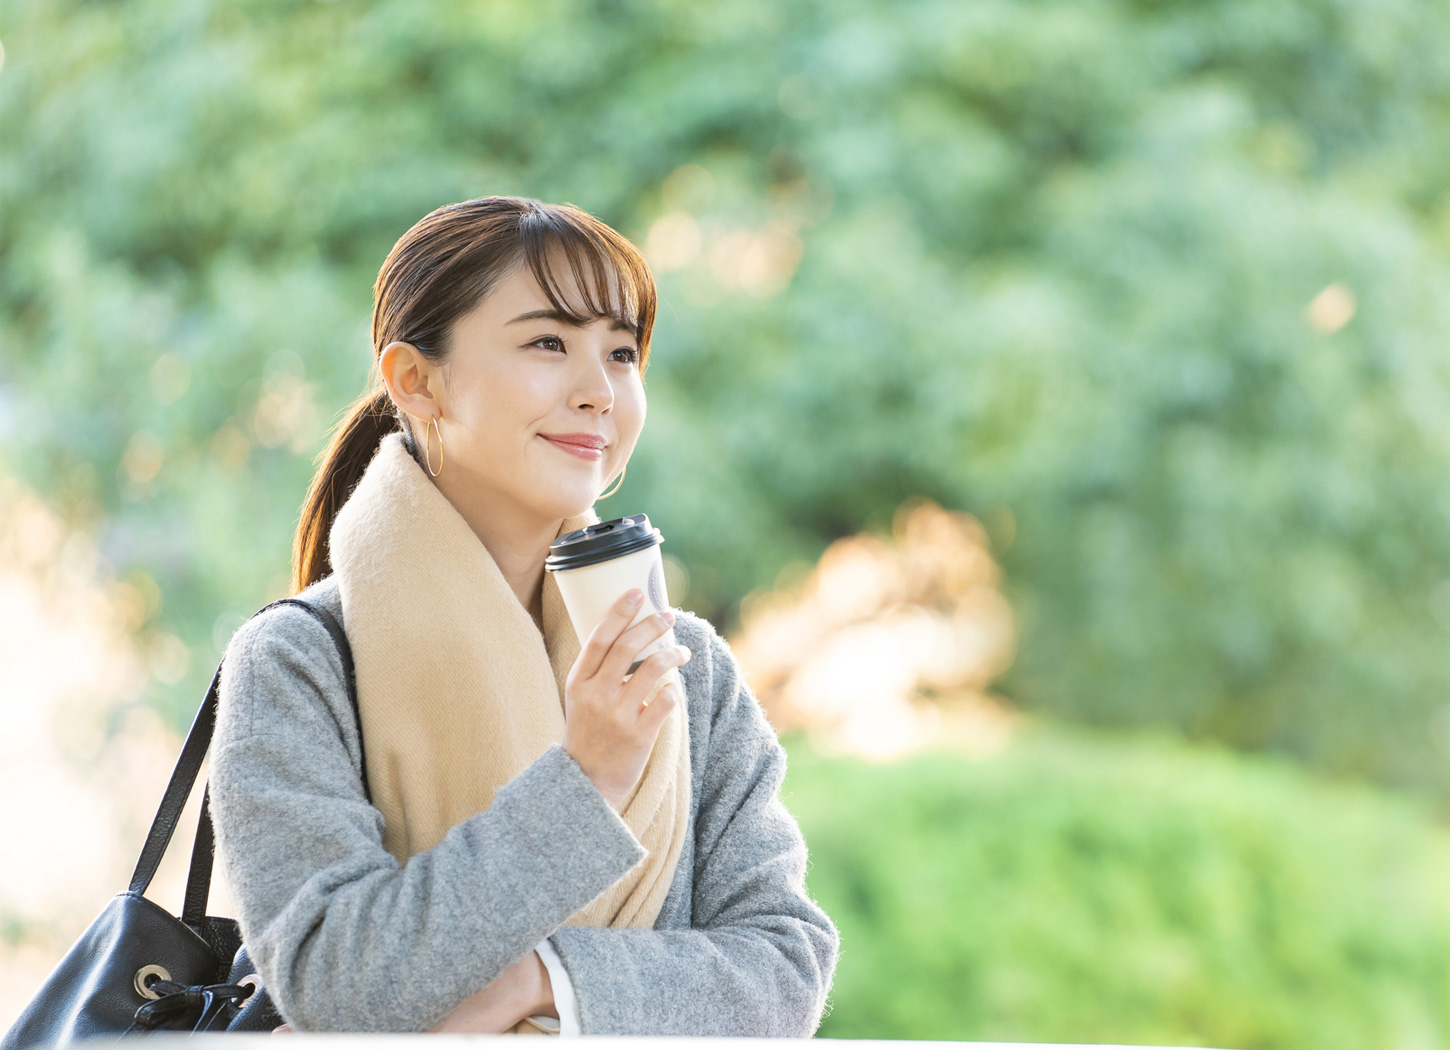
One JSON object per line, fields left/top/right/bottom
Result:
{"left": 379, "top": 341, "right": 443, "bottom": 423}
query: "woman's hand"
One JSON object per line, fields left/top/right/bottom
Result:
{"left": 563, "top": 589, "right": 691, "bottom": 808}
{"left": 424, "top": 949, "right": 556, "bottom": 1033}
{"left": 274, "top": 951, "right": 554, "bottom": 1034}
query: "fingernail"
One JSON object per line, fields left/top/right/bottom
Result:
{"left": 662, "top": 609, "right": 676, "bottom": 624}
{"left": 626, "top": 589, "right": 643, "bottom": 605}
{"left": 677, "top": 645, "right": 692, "bottom": 660}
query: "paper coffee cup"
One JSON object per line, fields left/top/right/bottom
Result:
{"left": 546, "top": 513, "right": 677, "bottom": 677}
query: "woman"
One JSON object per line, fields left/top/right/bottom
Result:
{"left": 209, "top": 196, "right": 840, "bottom": 1035}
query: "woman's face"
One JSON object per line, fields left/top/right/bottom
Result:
{"left": 387, "top": 257, "right": 646, "bottom": 526}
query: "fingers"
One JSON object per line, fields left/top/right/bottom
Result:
{"left": 575, "top": 588, "right": 646, "bottom": 681}
{"left": 637, "top": 676, "right": 683, "bottom": 732}
{"left": 561, "top": 603, "right": 689, "bottom": 810}
{"left": 620, "top": 645, "right": 691, "bottom": 710}
{"left": 597, "top": 607, "right": 679, "bottom": 685}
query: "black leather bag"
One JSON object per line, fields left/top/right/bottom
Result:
{"left": 1, "top": 597, "right": 364, "bottom": 1048}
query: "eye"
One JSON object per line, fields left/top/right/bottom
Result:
{"left": 531, "top": 336, "right": 565, "bottom": 353}
{"left": 612, "top": 346, "right": 641, "bottom": 364}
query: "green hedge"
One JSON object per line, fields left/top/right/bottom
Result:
{"left": 782, "top": 726, "right": 1450, "bottom": 1048}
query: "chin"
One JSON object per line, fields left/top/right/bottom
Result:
{"left": 530, "top": 486, "right": 600, "bottom": 523}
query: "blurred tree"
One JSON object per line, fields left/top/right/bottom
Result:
{"left": 2, "top": 0, "right": 1450, "bottom": 792}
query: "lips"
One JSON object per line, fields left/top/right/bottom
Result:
{"left": 541, "top": 434, "right": 606, "bottom": 460}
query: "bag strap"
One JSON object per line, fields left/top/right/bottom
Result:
{"left": 128, "top": 596, "right": 366, "bottom": 928}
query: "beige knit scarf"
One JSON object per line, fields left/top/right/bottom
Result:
{"left": 328, "top": 430, "right": 690, "bottom": 980}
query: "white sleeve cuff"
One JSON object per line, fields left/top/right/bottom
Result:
{"left": 535, "top": 937, "right": 581, "bottom": 1036}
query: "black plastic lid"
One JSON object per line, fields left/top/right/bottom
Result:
{"left": 545, "top": 513, "right": 663, "bottom": 572}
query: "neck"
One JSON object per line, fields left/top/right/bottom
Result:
{"left": 430, "top": 473, "right": 564, "bottom": 630}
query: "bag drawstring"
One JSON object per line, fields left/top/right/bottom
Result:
{"left": 125, "top": 977, "right": 257, "bottom": 1033}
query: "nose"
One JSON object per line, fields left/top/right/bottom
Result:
{"left": 570, "top": 352, "right": 614, "bottom": 413}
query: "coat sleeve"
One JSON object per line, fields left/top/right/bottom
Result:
{"left": 208, "top": 603, "right": 648, "bottom": 1033}
{"left": 545, "top": 617, "right": 841, "bottom": 1036}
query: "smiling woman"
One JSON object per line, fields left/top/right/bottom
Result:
{"left": 379, "top": 253, "right": 649, "bottom": 618}
{"left": 204, "top": 196, "right": 839, "bottom": 1036}
{"left": 293, "top": 197, "right": 656, "bottom": 604}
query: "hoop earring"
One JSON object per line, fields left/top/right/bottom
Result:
{"left": 598, "top": 465, "right": 626, "bottom": 500}
{"left": 425, "top": 417, "right": 444, "bottom": 478}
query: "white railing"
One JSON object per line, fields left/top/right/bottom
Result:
{"left": 181, "top": 1036, "right": 1230, "bottom": 1048}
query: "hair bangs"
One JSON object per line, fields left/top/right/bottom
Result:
{"left": 517, "top": 204, "right": 656, "bottom": 358}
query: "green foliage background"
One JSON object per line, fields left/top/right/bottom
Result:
{"left": 6, "top": 0, "right": 1450, "bottom": 792}
{"left": 784, "top": 727, "right": 1450, "bottom": 1048}
{"left": 5, "top": 0, "right": 1450, "bottom": 1042}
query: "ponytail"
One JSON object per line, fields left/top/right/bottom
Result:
{"left": 291, "top": 384, "right": 404, "bottom": 594}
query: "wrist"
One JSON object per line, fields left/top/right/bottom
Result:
{"left": 564, "top": 745, "right": 627, "bottom": 810}
{"left": 532, "top": 948, "right": 558, "bottom": 1018}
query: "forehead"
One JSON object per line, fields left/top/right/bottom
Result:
{"left": 530, "top": 240, "right": 635, "bottom": 320}
{"left": 474, "top": 261, "right": 560, "bottom": 316}
{"left": 457, "top": 255, "right": 634, "bottom": 334}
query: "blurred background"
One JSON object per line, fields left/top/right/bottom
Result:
{"left": 4, "top": 0, "right": 1450, "bottom": 1045}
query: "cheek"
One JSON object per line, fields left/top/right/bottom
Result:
{"left": 609, "top": 389, "right": 646, "bottom": 463}
{"left": 509, "top": 361, "right": 563, "bottom": 403}
{"left": 453, "top": 362, "right": 552, "bottom": 430}
{"left": 617, "top": 381, "right": 647, "bottom": 427}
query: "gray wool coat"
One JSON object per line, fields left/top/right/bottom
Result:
{"left": 208, "top": 573, "right": 839, "bottom": 1035}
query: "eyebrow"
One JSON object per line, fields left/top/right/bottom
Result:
{"left": 506, "top": 309, "right": 635, "bottom": 334}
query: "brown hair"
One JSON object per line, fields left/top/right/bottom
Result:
{"left": 290, "top": 195, "right": 658, "bottom": 594}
